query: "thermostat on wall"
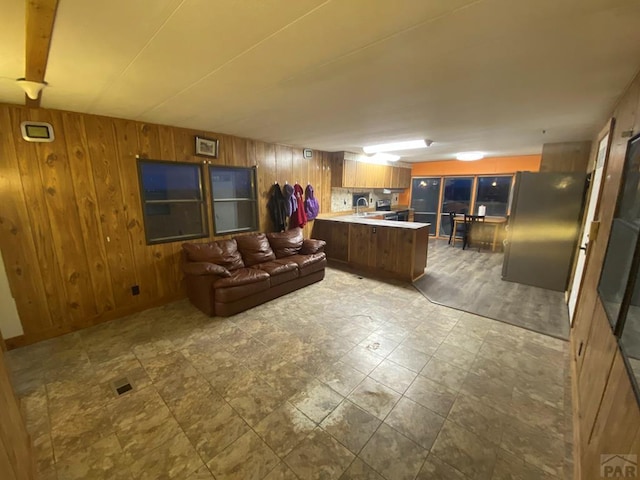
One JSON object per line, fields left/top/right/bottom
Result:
{"left": 20, "top": 121, "right": 55, "bottom": 142}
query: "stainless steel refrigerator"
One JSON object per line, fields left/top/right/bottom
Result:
{"left": 502, "top": 172, "right": 587, "bottom": 291}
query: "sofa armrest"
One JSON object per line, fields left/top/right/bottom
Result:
{"left": 300, "top": 239, "right": 326, "bottom": 255}
{"left": 182, "top": 262, "right": 231, "bottom": 277}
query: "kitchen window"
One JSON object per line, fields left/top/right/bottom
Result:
{"left": 475, "top": 176, "right": 513, "bottom": 216}
{"left": 138, "top": 160, "right": 208, "bottom": 244}
{"left": 210, "top": 166, "right": 258, "bottom": 235}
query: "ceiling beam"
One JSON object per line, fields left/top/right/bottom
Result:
{"left": 24, "top": 0, "right": 59, "bottom": 107}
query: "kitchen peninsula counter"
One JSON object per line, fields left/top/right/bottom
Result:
{"left": 312, "top": 216, "right": 430, "bottom": 281}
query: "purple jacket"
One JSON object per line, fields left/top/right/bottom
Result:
{"left": 304, "top": 184, "right": 320, "bottom": 220}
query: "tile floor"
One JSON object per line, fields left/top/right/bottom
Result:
{"left": 7, "top": 267, "right": 574, "bottom": 480}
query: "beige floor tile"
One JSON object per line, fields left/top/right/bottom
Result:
{"left": 359, "top": 423, "right": 428, "bottom": 480}
{"left": 284, "top": 427, "right": 355, "bottom": 479}
{"left": 185, "top": 466, "right": 215, "bottom": 480}
{"left": 340, "top": 346, "right": 385, "bottom": 375}
{"left": 416, "top": 454, "right": 469, "bottom": 479}
{"left": 207, "top": 430, "right": 279, "bottom": 480}
{"left": 369, "top": 359, "right": 417, "bottom": 394}
{"left": 289, "top": 378, "right": 344, "bottom": 423}
{"left": 500, "top": 416, "right": 565, "bottom": 477}
{"left": 431, "top": 420, "right": 498, "bottom": 480}
{"left": 54, "top": 434, "right": 129, "bottom": 480}
{"left": 182, "top": 403, "right": 249, "bottom": 463}
{"left": 51, "top": 404, "right": 114, "bottom": 461}
{"left": 384, "top": 397, "right": 445, "bottom": 450}
{"left": 400, "top": 334, "right": 441, "bottom": 356}
{"left": 347, "top": 377, "right": 401, "bottom": 420}
{"left": 264, "top": 462, "right": 299, "bottom": 480}
{"left": 421, "top": 357, "right": 469, "bottom": 392}
{"left": 254, "top": 402, "right": 316, "bottom": 457}
{"left": 359, "top": 334, "right": 399, "bottom": 358}
{"left": 320, "top": 399, "right": 381, "bottom": 453}
{"left": 386, "top": 344, "right": 431, "bottom": 372}
{"left": 433, "top": 343, "right": 477, "bottom": 370}
{"left": 448, "top": 393, "right": 504, "bottom": 445}
{"left": 127, "top": 432, "right": 203, "bottom": 480}
{"left": 318, "top": 361, "right": 367, "bottom": 397}
{"left": 404, "top": 375, "right": 457, "bottom": 417}
{"left": 224, "top": 372, "right": 285, "bottom": 426}
{"left": 460, "top": 372, "right": 513, "bottom": 415}
{"left": 340, "top": 458, "right": 384, "bottom": 479}
{"left": 491, "top": 449, "right": 556, "bottom": 480}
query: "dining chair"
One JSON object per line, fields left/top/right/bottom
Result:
{"left": 463, "top": 214, "right": 486, "bottom": 251}
{"left": 448, "top": 212, "right": 466, "bottom": 246}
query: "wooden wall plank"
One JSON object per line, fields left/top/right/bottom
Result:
{"left": 9, "top": 107, "right": 66, "bottom": 330}
{"left": 83, "top": 115, "right": 138, "bottom": 309}
{"left": 32, "top": 109, "right": 95, "bottom": 324}
{"left": 61, "top": 112, "right": 115, "bottom": 317}
{"left": 0, "top": 109, "right": 52, "bottom": 334}
{"left": 0, "top": 346, "right": 36, "bottom": 479}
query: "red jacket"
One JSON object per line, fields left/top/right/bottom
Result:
{"left": 290, "top": 183, "right": 307, "bottom": 228}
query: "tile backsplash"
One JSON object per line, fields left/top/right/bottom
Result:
{"left": 331, "top": 188, "right": 399, "bottom": 212}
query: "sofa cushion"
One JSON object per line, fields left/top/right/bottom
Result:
{"left": 266, "top": 228, "right": 303, "bottom": 258}
{"left": 213, "top": 268, "right": 271, "bottom": 303}
{"left": 182, "top": 240, "right": 244, "bottom": 270}
{"left": 252, "top": 260, "right": 299, "bottom": 287}
{"left": 182, "top": 262, "right": 231, "bottom": 277}
{"left": 300, "top": 238, "right": 326, "bottom": 255}
{"left": 288, "top": 252, "right": 327, "bottom": 277}
{"left": 236, "top": 233, "right": 276, "bottom": 266}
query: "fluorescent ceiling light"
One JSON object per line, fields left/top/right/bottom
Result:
{"left": 456, "top": 151, "right": 485, "bottom": 161}
{"left": 363, "top": 139, "right": 429, "bottom": 153}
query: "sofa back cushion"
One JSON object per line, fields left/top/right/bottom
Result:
{"left": 182, "top": 239, "right": 244, "bottom": 270}
{"left": 235, "top": 233, "right": 276, "bottom": 266}
{"left": 266, "top": 228, "right": 303, "bottom": 258}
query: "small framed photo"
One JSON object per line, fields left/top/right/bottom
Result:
{"left": 195, "top": 136, "right": 218, "bottom": 158}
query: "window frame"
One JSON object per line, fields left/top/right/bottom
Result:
{"left": 209, "top": 165, "right": 259, "bottom": 236}
{"left": 137, "top": 158, "right": 209, "bottom": 245}
{"left": 474, "top": 175, "right": 514, "bottom": 217}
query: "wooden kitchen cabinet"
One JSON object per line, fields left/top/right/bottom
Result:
{"left": 332, "top": 153, "right": 411, "bottom": 188}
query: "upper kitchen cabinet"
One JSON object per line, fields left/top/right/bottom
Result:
{"left": 332, "top": 152, "right": 411, "bottom": 189}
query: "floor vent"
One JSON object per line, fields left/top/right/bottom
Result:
{"left": 112, "top": 377, "right": 134, "bottom": 397}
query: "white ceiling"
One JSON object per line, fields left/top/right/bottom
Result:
{"left": 1, "top": 0, "right": 640, "bottom": 161}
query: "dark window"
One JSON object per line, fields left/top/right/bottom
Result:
{"left": 439, "top": 177, "right": 473, "bottom": 236}
{"left": 210, "top": 166, "right": 258, "bottom": 235}
{"left": 411, "top": 177, "right": 441, "bottom": 235}
{"left": 475, "top": 176, "right": 512, "bottom": 216}
{"left": 138, "top": 160, "right": 208, "bottom": 244}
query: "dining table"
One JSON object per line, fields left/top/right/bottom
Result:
{"left": 451, "top": 214, "right": 508, "bottom": 252}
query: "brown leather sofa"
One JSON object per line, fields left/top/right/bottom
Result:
{"left": 181, "top": 228, "right": 326, "bottom": 316}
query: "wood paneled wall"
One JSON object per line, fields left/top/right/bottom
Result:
{"left": 0, "top": 331, "right": 36, "bottom": 479}
{"left": 0, "top": 104, "right": 334, "bottom": 347}
{"left": 540, "top": 141, "right": 592, "bottom": 173}
{"left": 571, "top": 71, "right": 640, "bottom": 478}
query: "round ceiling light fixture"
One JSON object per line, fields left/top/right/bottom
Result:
{"left": 456, "top": 151, "right": 484, "bottom": 161}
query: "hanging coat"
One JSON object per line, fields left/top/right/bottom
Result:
{"left": 304, "top": 184, "right": 320, "bottom": 220}
{"left": 283, "top": 183, "right": 296, "bottom": 217}
{"left": 267, "top": 183, "right": 287, "bottom": 232}
{"left": 290, "top": 183, "right": 307, "bottom": 229}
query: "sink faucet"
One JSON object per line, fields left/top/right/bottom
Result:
{"left": 356, "top": 197, "right": 368, "bottom": 215}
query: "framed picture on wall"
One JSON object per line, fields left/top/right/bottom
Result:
{"left": 195, "top": 136, "right": 218, "bottom": 158}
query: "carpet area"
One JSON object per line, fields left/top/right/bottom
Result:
{"left": 414, "top": 239, "right": 570, "bottom": 339}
